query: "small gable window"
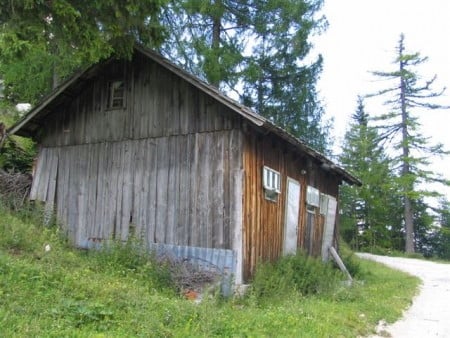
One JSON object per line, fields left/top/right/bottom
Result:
{"left": 108, "top": 80, "right": 125, "bottom": 109}
{"left": 263, "top": 166, "right": 281, "bottom": 202}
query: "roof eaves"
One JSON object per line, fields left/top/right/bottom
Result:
{"left": 7, "top": 67, "right": 90, "bottom": 137}
{"left": 261, "top": 120, "right": 362, "bottom": 186}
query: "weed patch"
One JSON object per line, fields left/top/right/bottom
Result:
{"left": 248, "top": 252, "right": 341, "bottom": 302}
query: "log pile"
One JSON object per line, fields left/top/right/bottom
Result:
{"left": 0, "top": 169, "right": 32, "bottom": 209}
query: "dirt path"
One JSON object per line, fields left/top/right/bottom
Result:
{"left": 357, "top": 253, "right": 450, "bottom": 338}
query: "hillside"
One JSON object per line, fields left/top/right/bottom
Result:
{"left": 0, "top": 204, "right": 419, "bottom": 337}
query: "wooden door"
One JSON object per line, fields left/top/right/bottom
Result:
{"left": 283, "top": 178, "right": 300, "bottom": 255}
{"left": 321, "top": 196, "right": 337, "bottom": 261}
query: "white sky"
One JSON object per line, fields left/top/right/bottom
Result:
{"left": 313, "top": 0, "right": 450, "bottom": 199}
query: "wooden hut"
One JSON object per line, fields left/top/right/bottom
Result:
{"left": 8, "top": 46, "right": 360, "bottom": 284}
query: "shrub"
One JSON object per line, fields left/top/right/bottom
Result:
{"left": 249, "top": 252, "right": 341, "bottom": 301}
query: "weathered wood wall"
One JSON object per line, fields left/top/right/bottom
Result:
{"left": 32, "top": 130, "right": 243, "bottom": 249}
{"left": 31, "top": 52, "right": 244, "bottom": 252}
{"left": 242, "top": 131, "right": 341, "bottom": 281}
{"left": 41, "top": 54, "right": 239, "bottom": 147}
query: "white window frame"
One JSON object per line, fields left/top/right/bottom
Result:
{"left": 263, "top": 166, "right": 281, "bottom": 202}
{"left": 306, "top": 185, "right": 320, "bottom": 207}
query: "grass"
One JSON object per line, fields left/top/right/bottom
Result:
{"left": 0, "top": 204, "right": 420, "bottom": 337}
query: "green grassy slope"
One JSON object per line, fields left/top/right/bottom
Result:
{"left": 0, "top": 205, "right": 419, "bottom": 337}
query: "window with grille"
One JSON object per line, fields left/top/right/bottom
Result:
{"left": 108, "top": 80, "right": 125, "bottom": 109}
{"left": 263, "top": 166, "right": 281, "bottom": 202}
{"left": 306, "top": 186, "right": 320, "bottom": 207}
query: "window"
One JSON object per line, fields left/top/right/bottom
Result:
{"left": 263, "top": 166, "right": 281, "bottom": 202}
{"left": 306, "top": 186, "right": 320, "bottom": 207}
{"left": 108, "top": 80, "right": 125, "bottom": 109}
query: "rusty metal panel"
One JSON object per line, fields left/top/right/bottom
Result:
{"left": 149, "top": 243, "right": 236, "bottom": 276}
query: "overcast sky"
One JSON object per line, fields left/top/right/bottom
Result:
{"left": 313, "top": 0, "right": 450, "bottom": 198}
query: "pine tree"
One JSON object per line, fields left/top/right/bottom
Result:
{"left": 339, "top": 97, "right": 402, "bottom": 251}
{"left": 433, "top": 199, "right": 450, "bottom": 259}
{"left": 160, "top": 0, "right": 329, "bottom": 151}
{"left": 367, "top": 34, "right": 450, "bottom": 253}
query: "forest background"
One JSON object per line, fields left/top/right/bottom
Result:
{"left": 0, "top": 0, "right": 449, "bottom": 258}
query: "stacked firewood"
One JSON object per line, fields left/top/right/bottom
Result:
{"left": 158, "top": 255, "right": 219, "bottom": 294}
{"left": 0, "top": 169, "right": 32, "bottom": 209}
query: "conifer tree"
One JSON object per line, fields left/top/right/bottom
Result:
{"left": 160, "top": 0, "right": 329, "bottom": 151}
{"left": 0, "top": 0, "right": 167, "bottom": 103}
{"left": 368, "top": 34, "right": 450, "bottom": 253}
{"left": 339, "top": 97, "right": 401, "bottom": 251}
{"left": 432, "top": 199, "right": 450, "bottom": 259}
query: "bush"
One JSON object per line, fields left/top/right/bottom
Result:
{"left": 249, "top": 252, "right": 341, "bottom": 301}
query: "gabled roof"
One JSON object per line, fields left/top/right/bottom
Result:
{"left": 7, "top": 46, "right": 360, "bottom": 186}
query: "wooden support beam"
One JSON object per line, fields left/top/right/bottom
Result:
{"left": 329, "top": 246, "right": 353, "bottom": 284}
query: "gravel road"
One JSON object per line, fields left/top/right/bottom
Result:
{"left": 357, "top": 253, "right": 450, "bottom": 338}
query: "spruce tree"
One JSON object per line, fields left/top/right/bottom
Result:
{"left": 433, "top": 199, "right": 450, "bottom": 259}
{"left": 368, "top": 34, "right": 450, "bottom": 253}
{"left": 339, "top": 97, "right": 401, "bottom": 251}
{"left": 160, "top": 0, "right": 329, "bottom": 152}
{"left": 0, "top": 0, "right": 167, "bottom": 103}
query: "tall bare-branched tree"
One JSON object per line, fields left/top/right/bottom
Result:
{"left": 368, "top": 34, "right": 450, "bottom": 253}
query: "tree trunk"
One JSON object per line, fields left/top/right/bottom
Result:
{"left": 210, "top": 0, "right": 221, "bottom": 88}
{"left": 399, "top": 37, "right": 415, "bottom": 253}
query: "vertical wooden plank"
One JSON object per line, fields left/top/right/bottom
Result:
{"left": 147, "top": 63, "right": 156, "bottom": 138}
{"left": 101, "top": 142, "right": 111, "bottom": 240}
{"left": 76, "top": 144, "right": 89, "bottom": 247}
{"left": 132, "top": 139, "right": 145, "bottom": 237}
{"left": 113, "top": 142, "right": 124, "bottom": 239}
{"left": 177, "top": 134, "right": 190, "bottom": 245}
{"left": 155, "top": 137, "right": 169, "bottom": 243}
{"left": 145, "top": 138, "right": 157, "bottom": 245}
{"left": 188, "top": 133, "right": 199, "bottom": 246}
{"left": 110, "top": 142, "right": 123, "bottom": 240}
{"left": 119, "top": 140, "right": 134, "bottom": 241}
{"left": 179, "top": 82, "right": 190, "bottom": 135}
{"left": 137, "top": 67, "right": 147, "bottom": 140}
{"left": 30, "top": 147, "right": 45, "bottom": 200}
{"left": 93, "top": 142, "right": 105, "bottom": 240}
{"left": 165, "top": 135, "right": 179, "bottom": 244}
{"left": 85, "top": 143, "right": 98, "bottom": 241}
{"left": 172, "top": 76, "right": 181, "bottom": 135}
{"left": 66, "top": 146, "right": 79, "bottom": 244}
{"left": 35, "top": 147, "right": 51, "bottom": 202}
{"left": 211, "top": 131, "right": 225, "bottom": 248}
{"left": 55, "top": 147, "right": 65, "bottom": 227}
{"left": 230, "top": 128, "right": 244, "bottom": 284}
{"left": 196, "top": 133, "right": 210, "bottom": 247}
{"left": 222, "top": 131, "right": 231, "bottom": 248}
{"left": 44, "top": 148, "right": 59, "bottom": 223}
{"left": 60, "top": 147, "right": 71, "bottom": 230}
